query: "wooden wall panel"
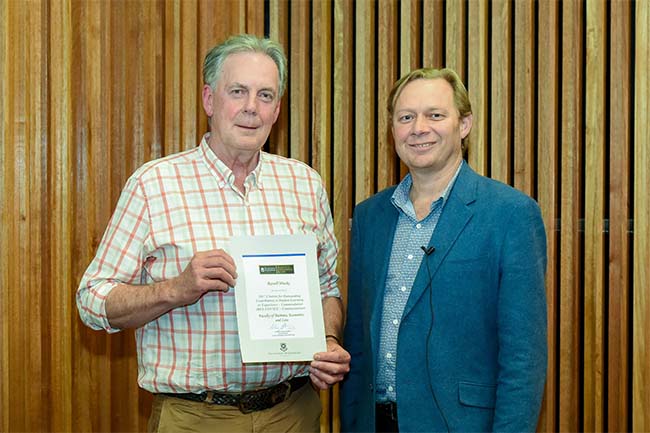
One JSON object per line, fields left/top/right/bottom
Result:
{"left": 536, "top": 2, "right": 559, "bottom": 430}
{"left": 559, "top": 2, "right": 583, "bottom": 431}
{"left": 289, "top": 0, "right": 310, "bottom": 163}
{"left": 633, "top": 1, "right": 650, "bottom": 431}
{"left": 376, "top": 0, "right": 398, "bottom": 191}
{"left": 490, "top": 0, "right": 511, "bottom": 183}
{"left": 355, "top": 0, "right": 376, "bottom": 202}
{"left": 466, "top": 0, "right": 488, "bottom": 175}
{"left": 584, "top": 1, "right": 606, "bottom": 431}
{"left": 608, "top": 1, "right": 631, "bottom": 431}
{"left": 1, "top": 1, "right": 648, "bottom": 432}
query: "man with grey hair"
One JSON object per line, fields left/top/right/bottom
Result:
{"left": 77, "top": 34, "right": 350, "bottom": 432}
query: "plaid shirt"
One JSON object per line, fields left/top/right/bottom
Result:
{"left": 77, "top": 135, "right": 340, "bottom": 393}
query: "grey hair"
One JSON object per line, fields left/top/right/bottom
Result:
{"left": 203, "top": 34, "right": 288, "bottom": 98}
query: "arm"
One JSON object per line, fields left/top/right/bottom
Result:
{"left": 308, "top": 181, "right": 351, "bottom": 389}
{"left": 105, "top": 249, "right": 237, "bottom": 329}
{"left": 76, "top": 173, "right": 237, "bottom": 331}
{"left": 492, "top": 198, "right": 548, "bottom": 432}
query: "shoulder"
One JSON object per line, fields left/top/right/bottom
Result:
{"left": 353, "top": 186, "right": 397, "bottom": 217}
{"left": 460, "top": 164, "right": 540, "bottom": 210}
{"left": 261, "top": 152, "right": 325, "bottom": 184}
{"left": 130, "top": 146, "right": 201, "bottom": 182}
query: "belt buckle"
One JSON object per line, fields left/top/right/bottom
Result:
{"left": 238, "top": 392, "right": 256, "bottom": 414}
{"left": 237, "top": 381, "right": 292, "bottom": 414}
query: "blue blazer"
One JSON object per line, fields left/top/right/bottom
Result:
{"left": 341, "top": 163, "right": 547, "bottom": 433}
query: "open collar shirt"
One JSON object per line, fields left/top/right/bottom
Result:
{"left": 77, "top": 134, "right": 340, "bottom": 393}
{"left": 376, "top": 161, "right": 463, "bottom": 402}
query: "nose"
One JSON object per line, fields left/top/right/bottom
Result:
{"left": 243, "top": 94, "right": 258, "bottom": 115}
{"left": 412, "top": 114, "right": 429, "bottom": 135}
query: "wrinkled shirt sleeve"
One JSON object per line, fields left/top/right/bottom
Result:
{"left": 76, "top": 174, "right": 150, "bottom": 333}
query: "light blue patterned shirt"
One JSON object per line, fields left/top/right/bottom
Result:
{"left": 375, "top": 161, "right": 463, "bottom": 403}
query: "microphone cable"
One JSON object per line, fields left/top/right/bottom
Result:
{"left": 421, "top": 246, "right": 451, "bottom": 432}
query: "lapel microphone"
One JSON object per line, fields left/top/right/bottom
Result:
{"left": 421, "top": 246, "right": 435, "bottom": 256}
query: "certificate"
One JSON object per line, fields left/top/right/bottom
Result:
{"left": 230, "top": 234, "right": 326, "bottom": 362}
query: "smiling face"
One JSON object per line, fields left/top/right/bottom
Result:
{"left": 202, "top": 51, "right": 281, "bottom": 163}
{"left": 392, "top": 78, "right": 472, "bottom": 177}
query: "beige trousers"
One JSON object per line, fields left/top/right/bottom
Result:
{"left": 147, "top": 382, "right": 322, "bottom": 433}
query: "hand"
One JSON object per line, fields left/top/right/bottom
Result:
{"left": 309, "top": 338, "right": 351, "bottom": 390}
{"left": 169, "top": 249, "right": 237, "bottom": 306}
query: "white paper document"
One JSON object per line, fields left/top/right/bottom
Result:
{"left": 230, "top": 234, "right": 326, "bottom": 362}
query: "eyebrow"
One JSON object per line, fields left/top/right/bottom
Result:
{"left": 229, "top": 82, "right": 276, "bottom": 94}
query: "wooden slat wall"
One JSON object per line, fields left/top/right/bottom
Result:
{"left": 1, "top": 1, "right": 648, "bottom": 432}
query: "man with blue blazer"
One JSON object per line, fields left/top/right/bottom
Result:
{"left": 340, "top": 68, "right": 547, "bottom": 433}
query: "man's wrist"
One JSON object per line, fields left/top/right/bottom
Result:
{"left": 325, "top": 334, "right": 341, "bottom": 345}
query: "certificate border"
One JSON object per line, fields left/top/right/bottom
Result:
{"left": 230, "top": 234, "right": 326, "bottom": 363}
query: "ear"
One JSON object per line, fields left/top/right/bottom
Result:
{"left": 460, "top": 114, "right": 473, "bottom": 139}
{"left": 202, "top": 84, "right": 215, "bottom": 117}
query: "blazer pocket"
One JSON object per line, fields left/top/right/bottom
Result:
{"left": 458, "top": 381, "right": 496, "bottom": 409}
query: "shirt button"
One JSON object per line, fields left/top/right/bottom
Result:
{"left": 416, "top": 223, "right": 422, "bottom": 229}
{"left": 386, "top": 352, "right": 392, "bottom": 359}
{"left": 407, "top": 254, "right": 414, "bottom": 260}
{"left": 392, "top": 319, "right": 399, "bottom": 326}
{"left": 388, "top": 385, "right": 394, "bottom": 392}
{"left": 400, "top": 286, "right": 407, "bottom": 292}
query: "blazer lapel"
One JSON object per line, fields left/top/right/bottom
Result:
{"left": 402, "top": 164, "right": 479, "bottom": 319}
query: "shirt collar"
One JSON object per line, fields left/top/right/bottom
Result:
{"left": 391, "top": 160, "right": 464, "bottom": 215}
{"left": 199, "top": 133, "right": 264, "bottom": 189}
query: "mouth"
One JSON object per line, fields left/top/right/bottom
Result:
{"left": 408, "top": 142, "right": 435, "bottom": 149}
{"left": 236, "top": 124, "right": 259, "bottom": 130}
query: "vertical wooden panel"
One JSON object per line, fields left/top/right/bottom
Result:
{"left": 466, "top": 0, "right": 488, "bottom": 175}
{"left": 268, "top": 0, "right": 290, "bottom": 157}
{"left": 490, "top": 0, "right": 511, "bottom": 183}
{"left": 245, "top": 0, "right": 265, "bottom": 35}
{"left": 536, "top": 3, "right": 559, "bottom": 431}
{"left": 312, "top": 0, "right": 332, "bottom": 190}
{"left": 513, "top": 1, "right": 534, "bottom": 195}
{"left": 584, "top": 1, "right": 606, "bottom": 431}
{"left": 399, "top": 0, "right": 420, "bottom": 75}
{"left": 289, "top": 0, "right": 310, "bottom": 163}
{"left": 70, "top": 1, "right": 113, "bottom": 431}
{"left": 49, "top": 0, "right": 74, "bottom": 431}
{"left": 0, "top": 2, "right": 8, "bottom": 430}
{"left": 179, "top": 0, "right": 199, "bottom": 152}
{"left": 633, "top": 1, "right": 650, "bottom": 431}
{"left": 422, "top": 0, "right": 444, "bottom": 68}
{"left": 377, "top": 0, "right": 398, "bottom": 190}
{"left": 558, "top": 2, "right": 583, "bottom": 431}
{"left": 608, "top": 1, "right": 631, "bottom": 431}
{"left": 355, "top": 0, "right": 375, "bottom": 202}
{"left": 445, "top": 0, "right": 464, "bottom": 78}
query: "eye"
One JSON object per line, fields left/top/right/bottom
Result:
{"left": 397, "top": 114, "right": 414, "bottom": 123}
{"left": 430, "top": 112, "right": 444, "bottom": 120}
{"left": 259, "top": 91, "right": 275, "bottom": 102}
{"left": 230, "top": 88, "right": 246, "bottom": 97}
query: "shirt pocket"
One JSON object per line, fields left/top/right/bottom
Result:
{"left": 458, "top": 381, "right": 496, "bottom": 409}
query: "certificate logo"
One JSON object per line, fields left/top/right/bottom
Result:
{"left": 259, "top": 264, "right": 295, "bottom": 275}
{"left": 280, "top": 343, "right": 288, "bottom": 352}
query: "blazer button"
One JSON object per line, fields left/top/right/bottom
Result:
{"left": 368, "top": 383, "right": 374, "bottom": 390}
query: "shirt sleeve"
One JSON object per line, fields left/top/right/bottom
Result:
{"left": 315, "top": 180, "right": 341, "bottom": 299}
{"left": 76, "top": 173, "right": 151, "bottom": 333}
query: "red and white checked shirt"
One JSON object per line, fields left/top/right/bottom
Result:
{"left": 77, "top": 134, "right": 340, "bottom": 393}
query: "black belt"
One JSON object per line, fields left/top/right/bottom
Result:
{"left": 163, "top": 376, "right": 309, "bottom": 414}
{"left": 376, "top": 401, "right": 398, "bottom": 422}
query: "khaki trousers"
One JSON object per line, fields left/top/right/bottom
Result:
{"left": 148, "top": 382, "right": 322, "bottom": 433}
